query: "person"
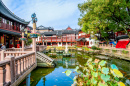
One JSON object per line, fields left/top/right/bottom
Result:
{"left": 1, "top": 44, "right": 6, "bottom": 50}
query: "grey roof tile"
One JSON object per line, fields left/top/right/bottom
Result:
{"left": 0, "top": 0, "right": 29, "bottom": 24}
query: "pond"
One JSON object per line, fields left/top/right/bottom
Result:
{"left": 19, "top": 50, "right": 130, "bottom": 86}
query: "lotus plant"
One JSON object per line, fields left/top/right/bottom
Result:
{"left": 63, "top": 58, "right": 127, "bottom": 86}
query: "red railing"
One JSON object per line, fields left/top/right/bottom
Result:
{"left": 0, "top": 22, "right": 21, "bottom": 33}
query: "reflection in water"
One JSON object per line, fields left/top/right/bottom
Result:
{"left": 19, "top": 50, "right": 130, "bottom": 86}
{"left": 65, "top": 60, "right": 68, "bottom": 68}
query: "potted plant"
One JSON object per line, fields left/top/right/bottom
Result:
{"left": 19, "top": 37, "right": 26, "bottom": 41}
{"left": 30, "top": 32, "right": 39, "bottom": 38}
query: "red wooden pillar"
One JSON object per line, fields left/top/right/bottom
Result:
{"left": 12, "top": 37, "right": 14, "bottom": 47}
{"left": 0, "top": 17, "right": 3, "bottom": 28}
{"left": 14, "top": 22, "right": 16, "bottom": 30}
{"left": 17, "top": 23, "right": 20, "bottom": 31}
{"left": 4, "top": 35, "right": 6, "bottom": 46}
{"left": 51, "top": 36, "right": 52, "bottom": 42}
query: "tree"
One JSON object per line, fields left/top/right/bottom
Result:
{"left": 78, "top": 0, "right": 130, "bottom": 38}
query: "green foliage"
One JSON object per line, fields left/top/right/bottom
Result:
{"left": 0, "top": 17, "right": 1, "bottom": 21}
{"left": 78, "top": 0, "right": 130, "bottom": 38}
{"left": 91, "top": 46, "right": 100, "bottom": 50}
{"left": 82, "top": 46, "right": 89, "bottom": 51}
{"left": 122, "top": 50, "right": 129, "bottom": 54}
{"left": 64, "top": 58, "right": 125, "bottom": 85}
{"left": 25, "top": 38, "right": 32, "bottom": 45}
{"left": 105, "top": 49, "right": 109, "bottom": 52}
{"left": 112, "top": 49, "right": 117, "bottom": 53}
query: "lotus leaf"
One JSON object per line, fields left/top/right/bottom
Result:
{"left": 87, "top": 58, "right": 92, "bottom": 62}
{"left": 94, "top": 68, "right": 97, "bottom": 71}
{"left": 98, "top": 69, "right": 101, "bottom": 71}
{"left": 118, "top": 82, "right": 125, "bottom": 86}
{"left": 86, "top": 73, "right": 89, "bottom": 76}
{"left": 88, "top": 64, "right": 93, "bottom": 70}
{"left": 101, "top": 74, "right": 110, "bottom": 82}
{"left": 99, "top": 60, "right": 106, "bottom": 66}
{"left": 81, "top": 73, "right": 83, "bottom": 77}
{"left": 92, "top": 63, "right": 95, "bottom": 65}
{"left": 84, "top": 77, "right": 88, "bottom": 81}
{"left": 87, "top": 80, "right": 91, "bottom": 85}
{"left": 98, "top": 82, "right": 108, "bottom": 86}
{"left": 65, "top": 70, "right": 72, "bottom": 76}
{"left": 74, "top": 66, "right": 79, "bottom": 71}
{"left": 101, "top": 67, "right": 109, "bottom": 74}
{"left": 110, "top": 69, "right": 117, "bottom": 77}
{"left": 92, "top": 72, "right": 98, "bottom": 77}
{"left": 73, "top": 78, "right": 76, "bottom": 82}
{"left": 114, "top": 77, "right": 119, "bottom": 81}
{"left": 110, "top": 64, "right": 118, "bottom": 70}
{"left": 113, "top": 69, "right": 123, "bottom": 78}
{"left": 91, "top": 78, "right": 97, "bottom": 84}
{"left": 83, "top": 69, "right": 86, "bottom": 72}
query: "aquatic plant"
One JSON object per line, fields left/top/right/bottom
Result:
{"left": 64, "top": 58, "right": 126, "bottom": 86}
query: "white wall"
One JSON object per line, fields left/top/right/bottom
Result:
{"left": 89, "top": 39, "right": 95, "bottom": 47}
{"left": 58, "top": 42, "right": 62, "bottom": 46}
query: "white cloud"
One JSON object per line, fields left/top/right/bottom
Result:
{"left": 2, "top": 0, "right": 84, "bottom": 30}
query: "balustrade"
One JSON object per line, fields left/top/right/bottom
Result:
{"left": 0, "top": 52, "right": 35, "bottom": 86}
{"left": 0, "top": 50, "right": 33, "bottom": 61}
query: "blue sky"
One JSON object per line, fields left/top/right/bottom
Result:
{"left": 3, "top": 0, "right": 85, "bottom": 30}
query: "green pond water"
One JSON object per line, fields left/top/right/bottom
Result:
{"left": 19, "top": 50, "right": 130, "bottom": 86}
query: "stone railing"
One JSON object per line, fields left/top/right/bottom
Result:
{"left": 36, "top": 45, "right": 46, "bottom": 51}
{"left": 99, "top": 43, "right": 130, "bottom": 50}
{"left": 0, "top": 51, "right": 32, "bottom": 61}
{"left": 5, "top": 48, "right": 22, "bottom": 51}
{"left": 0, "top": 48, "right": 22, "bottom": 52}
{"left": 0, "top": 52, "right": 36, "bottom": 86}
{"left": 100, "top": 47, "right": 130, "bottom": 60}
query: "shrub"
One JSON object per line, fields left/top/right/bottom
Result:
{"left": 122, "top": 50, "right": 129, "bottom": 54}
{"left": 91, "top": 46, "right": 97, "bottom": 50}
{"left": 112, "top": 49, "right": 117, "bottom": 53}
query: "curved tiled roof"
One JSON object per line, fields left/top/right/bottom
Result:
{"left": 43, "top": 29, "right": 79, "bottom": 36}
{"left": 37, "top": 25, "right": 54, "bottom": 31}
{"left": 0, "top": 0, "right": 29, "bottom": 25}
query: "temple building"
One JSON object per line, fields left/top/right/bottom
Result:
{"left": 43, "top": 26, "right": 79, "bottom": 46}
{"left": 36, "top": 25, "right": 54, "bottom": 44}
{"left": 0, "top": 0, "right": 29, "bottom": 48}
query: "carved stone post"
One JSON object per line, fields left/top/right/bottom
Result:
{"left": 22, "top": 32, "right": 24, "bottom": 51}
{"left": 32, "top": 23, "right": 36, "bottom": 52}
{"left": 0, "top": 66, "right": 6, "bottom": 86}
{"left": 1, "top": 50, "right": 5, "bottom": 61}
{"left": 5, "top": 56, "right": 15, "bottom": 84}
